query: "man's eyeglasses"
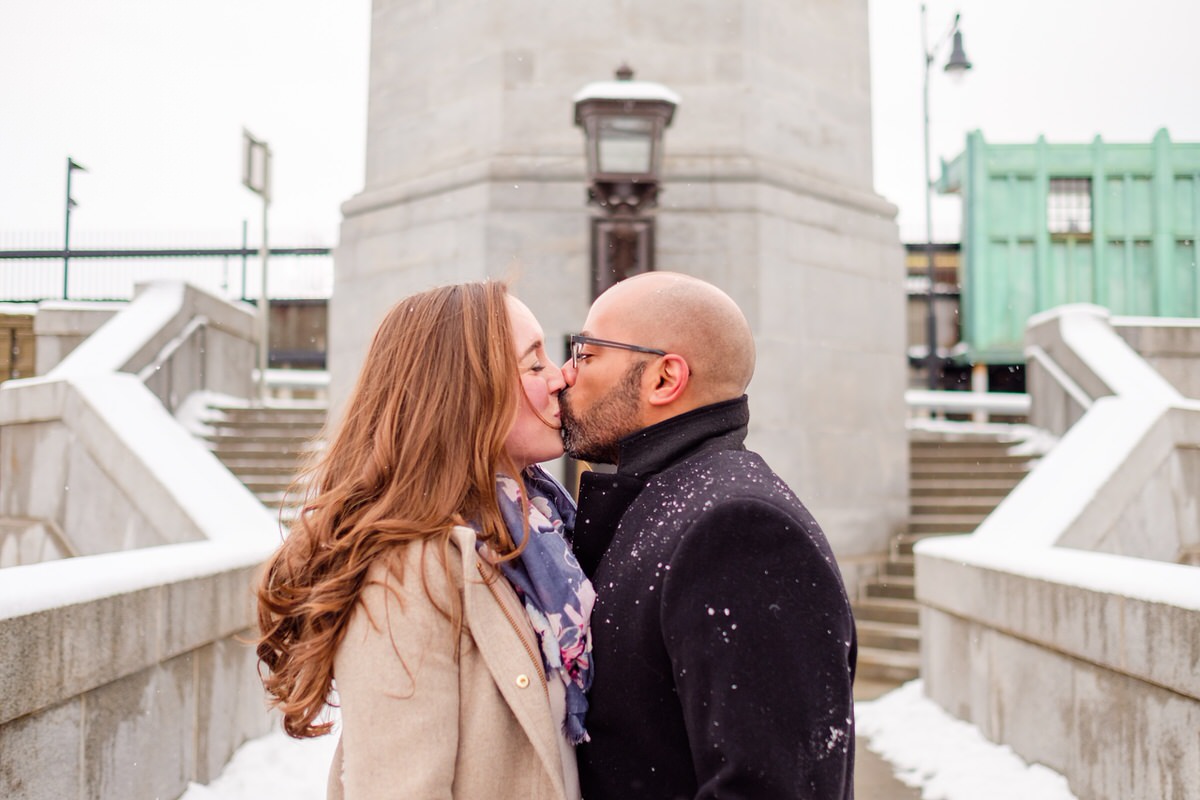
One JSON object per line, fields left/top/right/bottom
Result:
{"left": 569, "top": 334, "right": 667, "bottom": 369}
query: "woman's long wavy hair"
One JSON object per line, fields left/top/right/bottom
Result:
{"left": 256, "top": 281, "right": 523, "bottom": 738}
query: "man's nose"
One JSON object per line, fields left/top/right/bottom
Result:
{"left": 560, "top": 358, "right": 577, "bottom": 387}
{"left": 546, "top": 360, "right": 567, "bottom": 392}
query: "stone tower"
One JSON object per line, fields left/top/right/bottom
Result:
{"left": 332, "top": 0, "right": 907, "bottom": 590}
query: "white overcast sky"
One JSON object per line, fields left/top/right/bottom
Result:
{"left": 0, "top": 0, "right": 372, "bottom": 248}
{"left": 2, "top": 0, "right": 1199, "bottom": 249}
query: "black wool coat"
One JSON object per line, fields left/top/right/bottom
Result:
{"left": 572, "top": 397, "right": 856, "bottom": 800}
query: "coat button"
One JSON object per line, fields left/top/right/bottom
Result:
{"left": 515, "top": 674, "right": 530, "bottom": 689}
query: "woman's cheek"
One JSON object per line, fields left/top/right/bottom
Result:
{"left": 522, "top": 374, "right": 550, "bottom": 409}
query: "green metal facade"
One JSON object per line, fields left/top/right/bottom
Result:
{"left": 940, "top": 129, "right": 1200, "bottom": 363}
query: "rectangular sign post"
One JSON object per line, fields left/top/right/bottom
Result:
{"left": 241, "top": 129, "right": 272, "bottom": 403}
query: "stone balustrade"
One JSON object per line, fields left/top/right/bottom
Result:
{"left": 0, "top": 541, "right": 274, "bottom": 798}
{"left": 916, "top": 304, "right": 1200, "bottom": 800}
{"left": 0, "top": 281, "right": 279, "bottom": 799}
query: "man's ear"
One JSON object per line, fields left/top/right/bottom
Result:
{"left": 646, "top": 354, "right": 690, "bottom": 407}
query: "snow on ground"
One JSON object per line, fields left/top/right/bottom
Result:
{"left": 180, "top": 725, "right": 339, "bottom": 800}
{"left": 856, "top": 680, "right": 1078, "bottom": 800}
{"left": 182, "top": 680, "right": 1077, "bottom": 799}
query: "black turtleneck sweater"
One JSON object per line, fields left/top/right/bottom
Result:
{"left": 572, "top": 396, "right": 856, "bottom": 800}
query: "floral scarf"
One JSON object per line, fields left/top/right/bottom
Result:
{"left": 487, "top": 465, "right": 595, "bottom": 744}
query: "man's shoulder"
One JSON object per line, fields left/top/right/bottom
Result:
{"left": 655, "top": 446, "right": 792, "bottom": 496}
{"left": 641, "top": 446, "right": 811, "bottom": 522}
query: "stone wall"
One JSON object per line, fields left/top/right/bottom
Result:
{"left": 0, "top": 544, "right": 272, "bottom": 799}
{"left": 919, "top": 548, "right": 1199, "bottom": 800}
{"left": 33, "top": 301, "right": 124, "bottom": 375}
{"left": 0, "top": 376, "right": 262, "bottom": 560}
{"left": 0, "top": 517, "right": 71, "bottom": 568}
{"left": 1113, "top": 316, "right": 1200, "bottom": 399}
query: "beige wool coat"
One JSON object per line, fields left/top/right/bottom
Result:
{"left": 327, "top": 526, "right": 580, "bottom": 800}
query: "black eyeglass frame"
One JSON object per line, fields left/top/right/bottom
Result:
{"left": 569, "top": 334, "right": 667, "bottom": 369}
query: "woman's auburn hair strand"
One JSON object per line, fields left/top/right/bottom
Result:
{"left": 255, "top": 280, "right": 523, "bottom": 738}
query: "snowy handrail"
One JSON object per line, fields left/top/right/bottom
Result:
{"left": 1023, "top": 345, "right": 1092, "bottom": 414}
{"left": 964, "top": 305, "right": 1186, "bottom": 551}
{"left": 136, "top": 314, "right": 208, "bottom": 383}
{"left": 136, "top": 314, "right": 209, "bottom": 412}
{"left": 905, "top": 389, "right": 1030, "bottom": 416}
{"left": 47, "top": 280, "right": 257, "bottom": 410}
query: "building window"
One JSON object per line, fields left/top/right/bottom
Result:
{"left": 1047, "top": 178, "right": 1092, "bottom": 235}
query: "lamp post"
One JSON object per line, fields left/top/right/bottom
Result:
{"left": 241, "top": 129, "right": 272, "bottom": 402}
{"left": 921, "top": 5, "right": 971, "bottom": 390}
{"left": 574, "top": 65, "right": 678, "bottom": 298}
{"left": 63, "top": 157, "right": 87, "bottom": 300}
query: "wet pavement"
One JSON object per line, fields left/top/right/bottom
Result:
{"left": 854, "top": 679, "right": 923, "bottom": 799}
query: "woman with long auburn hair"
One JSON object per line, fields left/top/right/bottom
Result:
{"left": 256, "top": 281, "right": 593, "bottom": 800}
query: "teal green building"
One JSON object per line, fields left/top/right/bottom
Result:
{"left": 940, "top": 128, "right": 1200, "bottom": 364}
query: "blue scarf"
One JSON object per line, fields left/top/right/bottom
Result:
{"left": 486, "top": 465, "right": 595, "bottom": 744}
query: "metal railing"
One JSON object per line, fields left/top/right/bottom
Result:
{"left": 0, "top": 242, "right": 331, "bottom": 302}
{"left": 136, "top": 315, "right": 209, "bottom": 413}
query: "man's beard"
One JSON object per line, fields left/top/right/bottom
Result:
{"left": 560, "top": 361, "right": 645, "bottom": 465}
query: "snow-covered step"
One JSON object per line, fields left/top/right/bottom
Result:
{"left": 856, "top": 646, "right": 921, "bottom": 683}
{"left": 189, "top": 397, "right": 328, "bottom": 515}
{"left": 853, "top": 422, "right": 1047, "bottom": 689}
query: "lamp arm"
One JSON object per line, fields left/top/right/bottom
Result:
{"left": 923, "top": 7, "right": 962, "bottom": 62}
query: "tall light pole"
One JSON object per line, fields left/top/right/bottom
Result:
{"left": 63, "top": 157, "right": 87, "bottom": 300}
{"left": 921, "top": 5, "right": 971, "bottom": 389}
{"left": 242, "top": 129, "right": 272, "bottom": 402}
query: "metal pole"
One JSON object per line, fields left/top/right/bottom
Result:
{"left": 921, "top": 4, "right": 940, "bottom": 391}
{"left": 257, "top": 186, "right": 270, "bottom": 403}
{"left": 7, "top": 326, "right": 17, "bottom": 380}
{"left": 63, "top": 158, "right": 73, "bottom": 300}
{"left": 241, "top": 130, "right": 272, "bottom": 402}
{"left": 240, "top": 219, "right": 249, "bottom": 301}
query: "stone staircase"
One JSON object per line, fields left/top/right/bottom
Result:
{"left": 197, "top": 401, "right": 329, "bottom": 521}
{"left": 854, "top": 426, "right": 1041, "bottom": 682}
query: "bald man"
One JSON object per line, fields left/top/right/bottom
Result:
{"left": 560, "top": 272, "right": 856, "bottom": 800}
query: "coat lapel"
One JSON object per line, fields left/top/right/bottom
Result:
{"left": 451, "top": 527, "right": 565, "bottom": 798}
{"left": 571, "top": 470, "right": 645, "bottom": 578}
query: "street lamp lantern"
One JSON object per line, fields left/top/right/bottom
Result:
{"left": 944, "top": 29, "right": 973, "bottom": 76}
{"left": 573, "top": 65, "right": 679, "bottom": 299}
{"left": 574, "top": 64, "right": 679, "bottom": 213}
{"left": 595, "top": 115, "right": 657, "bottom": 175}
